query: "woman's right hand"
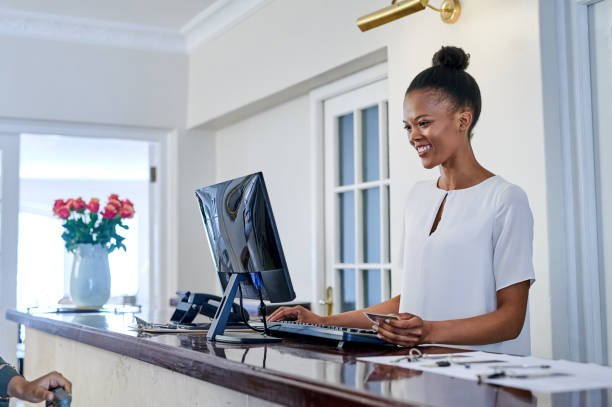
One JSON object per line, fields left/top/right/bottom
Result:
{"left": 267, "top": 305, "right": 324, "bottom": 324}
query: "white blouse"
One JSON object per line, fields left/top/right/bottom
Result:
{"left": 398, "top": 175, "right": 535, "bottom": 355}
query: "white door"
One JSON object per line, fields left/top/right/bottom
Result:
{"left": 589, "top": 0, "right": 612, "bottom": 363}
{"left": 0, "top": 133, "right": 19, "bottom": 364}
{"left": 323, "top": 80, "right": 391, "bottom": 314}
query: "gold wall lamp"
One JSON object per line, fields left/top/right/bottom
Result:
{"left": 357, "top": 0, "right": 461, "bottom": 32}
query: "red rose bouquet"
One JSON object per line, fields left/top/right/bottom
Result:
{"left": 53, "top": 194, "right": 135, "bottom": 253}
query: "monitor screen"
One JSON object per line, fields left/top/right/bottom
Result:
{"left": 195, "top": 172, "right": 295, "bottom": 303}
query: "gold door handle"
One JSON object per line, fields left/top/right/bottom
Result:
{"left": 318, "top": 286, "right": 333, "bottom": 316}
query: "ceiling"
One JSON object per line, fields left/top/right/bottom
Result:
{"left": 0, "top": 0, "right": 218, "bottom": 29}
{"left": 0, "top": 0, "right": 270, "bottom": 52}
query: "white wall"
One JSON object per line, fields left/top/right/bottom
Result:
{"left": 0, "top": 36, "right": 187, "bottom": 128}
{"left": 185, "top": 0, "right": 552, "bottom": 357}
{"left": 213, "top": 95, "right": 311, "bottom": 300}
{"left": 187, "top": 0, "right": 389, "bottom": 128}
{"left": 176, "top": 129, "right": 217, "bottom": 293}
{"left": 0, "top": 32, "right": 189, "bottom": 311}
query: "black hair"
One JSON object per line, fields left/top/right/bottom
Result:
{"left": 406, "top": 46, "right": 481, "bottom": 140}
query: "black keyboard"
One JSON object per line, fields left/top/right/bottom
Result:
{"left": 267, "top": 320, "right": 387, "bottom": 346}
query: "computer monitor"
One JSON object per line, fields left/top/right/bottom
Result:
{"left": 195, "top": 172, "right": 296, "bottom": 343}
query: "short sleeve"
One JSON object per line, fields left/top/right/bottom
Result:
{"left": 492, "top": 184, "right": 536, "bottom": 291}
{"left": 0, "top": 357, "right": 20, "bottom": 397}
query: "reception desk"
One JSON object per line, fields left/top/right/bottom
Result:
{"left": 5, "top": 309, "right": 610, "bottom": 406}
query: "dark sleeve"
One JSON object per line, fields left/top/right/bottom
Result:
{"left": 0, "top": 357, "right": 20, "bottom": 397}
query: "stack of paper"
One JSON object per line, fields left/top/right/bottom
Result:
{"left": 358, "top": 351, "right": 612, "bottom": 393}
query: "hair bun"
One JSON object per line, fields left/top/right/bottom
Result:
{"left": 432, "top": 46, "right": 470, "bottom": 70}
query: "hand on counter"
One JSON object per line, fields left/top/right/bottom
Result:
{"left": 7, "top": 371, "right": 72, "bottom": 403}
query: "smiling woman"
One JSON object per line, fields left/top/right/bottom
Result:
{"left": 403, "top": 47, "right": 481, "bottom": 170}
{"left": 268, "top": 46, "right": 535, "bottom": 355}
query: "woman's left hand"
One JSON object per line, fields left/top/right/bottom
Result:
{"left": 375, "top": 313, "right": 433, "bottom": 347}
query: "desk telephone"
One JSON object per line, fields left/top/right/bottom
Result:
{"left": 170, "top": 290, "right": 249, "bottom": 325}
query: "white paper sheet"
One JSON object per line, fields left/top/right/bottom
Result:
{"left": 358, "top": 351, "right": 612, "bottom": 393}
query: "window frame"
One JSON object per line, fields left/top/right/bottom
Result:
{"left": 310, "top": 67, "right": 390, "bottom": 314}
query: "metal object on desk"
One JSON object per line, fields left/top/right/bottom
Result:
{"left": 390, "top": 351, "right": 470, "bottom": 365}
{"left": 390, "top": 348, "right": 423, "bottom": 363}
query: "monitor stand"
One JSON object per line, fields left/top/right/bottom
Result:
{"left": 207, "top": 273, "right": 281, "bottom": 344}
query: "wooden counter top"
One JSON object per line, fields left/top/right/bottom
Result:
{"left": 6, "top": 309, "right": 607, "bottom": 406}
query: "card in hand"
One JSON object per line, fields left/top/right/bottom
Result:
{"left": 364, "top": 312, "right": 400, "bottom": 324}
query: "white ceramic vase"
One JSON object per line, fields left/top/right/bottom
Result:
{"left": 70, "top": 243, "right": 111, "bottom": 307}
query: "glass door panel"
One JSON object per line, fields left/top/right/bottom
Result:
{"left": 339, "top": 191, "right": 355, "bottom": 264}
{"left": 362, "top": 187, "right": 381, "bottom": 263}
{"left": 324, "top": 79, "right": 390, "bottom": 312}
{"left": 338, "top": 113, "right": 355, "bottom": 186}
{"left": 363, "top": 269, "right": 381, "bottom": 307}
{"left": 339, "top": 269, "right": 356, "bottom": 312}
{"left": 362, "top": 105, "right": 380, "bottom": 182}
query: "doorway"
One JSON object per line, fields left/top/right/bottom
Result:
{"left": 17, "top": 134, "right": 156, "bottom": 309}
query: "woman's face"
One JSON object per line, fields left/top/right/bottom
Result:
{"left": 403, "top": 89, "right": 469, "bottom": 169}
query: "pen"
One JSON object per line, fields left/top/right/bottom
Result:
{"left": 506, "top": 372, "right": 567, "bottom": 379}
{"left": 456, "top": 360, "right": 504, "bottom": 368}
{"left": 478, "top": 370, "right": 567, "bottom": 383}
{"left": 422, "top": 361, "right": 452, "bottom": 368}
{"left": 489, "top": 364, "right": 551, "bottom": 369}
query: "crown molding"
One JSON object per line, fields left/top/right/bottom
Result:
{"left": 181, "top": 0, "right": 272, "bottom": 52}
{"left": 0, "top": 1, "right": 272, "bottom": 54}
{"left": 0, "top": 7, "right": 186, "bottom": 53}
